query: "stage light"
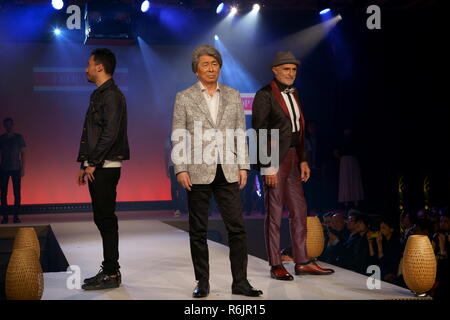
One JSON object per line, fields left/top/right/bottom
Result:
{"left": 216, "top": 2, "right": 224, "bottom": 14}
{"left": 337, "top": 14, "right": 343, "bottom": 21}
{"left": 214, "top": 34, "right": 219, "bottom": 41}
{"left": 51, "top": 0, "right": 64, "bottom": 10}
{"left": 53, "top": 27, "right": 61, "bottom": 36}
{"left": 319, "top": 8, "right": 331, "bottom": 15}
{"left": 229, "top": 6, "right": 237, "bottom": 16}
{"left": 141, "top": 1, "right": 150, "bottom": 13}
{"left": 252, "top": 4, "right": 260, "bottom": 12}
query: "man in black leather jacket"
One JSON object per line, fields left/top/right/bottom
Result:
{"left": 76, "top": 48, "right": 129, "bottom": 290}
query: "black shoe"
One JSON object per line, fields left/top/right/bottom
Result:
{"left": 192, "top": 281, "right": 209, "bottom": 298}
{"left": 1, "top": 216, "right": 8, "bottom": 224}
{"left": 13, "top": 215, "right": 21, "bottom": 223}
{"left": 82, "top": 271, "right": 121, "bottom": 291}
{"left": 232, "top": 280, "right": 263, "bottom": 297}
{"left": 83, "top": 268, "right": 106, "bottom": 285}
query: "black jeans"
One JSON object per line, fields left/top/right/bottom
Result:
{"left": 88, "top": 167, "right": 121, "bottom": 275}
{"left": 0, "top": 170, "right": 21, "bottom": 217}
{"left": 187, "top": 165, "right": 248, "bottom": 286}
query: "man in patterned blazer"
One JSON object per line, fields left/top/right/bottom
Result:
{"left": 171, "top": 45, "right": 262, "bottom": 298}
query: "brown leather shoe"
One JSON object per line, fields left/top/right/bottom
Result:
{"left": 310, "top": 260, "right": 335, "bottom": 274}
{"left": 295, "top": 262, "right": 334, "bottom": 275}
{"left": 270, "top": 265, "right": 294, "bottom": 281}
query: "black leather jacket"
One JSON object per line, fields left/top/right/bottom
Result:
{"left": 77, "top": 78, "right": 130, "bottom": 167}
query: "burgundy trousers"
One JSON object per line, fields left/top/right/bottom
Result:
{"left": 264, "top": 148, "right": 309, "bottom": 266}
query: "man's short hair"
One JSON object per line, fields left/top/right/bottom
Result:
{"left": 91, "top": 48, "right": 116, "bottom": 75}
{"left": 3, "top": 117, "right": 13, "bottom": 124}
{"left": 355, "top": 214, "right": 371, "bottom": 227}
{"left": 191, "top": 45, "right": 222, "bottom": 73}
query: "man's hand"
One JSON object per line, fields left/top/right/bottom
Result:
{"left": 238, "top": 170, "right": 248, "bottom": 190}
{"left": 77, "top": 169, "right": 86, "bottom": 186}
{"left": 85, "top": 166, "right": 96, "bottom": 183}
{"left": 376, "top": 234, "right": 383, "bottom": 247}
{"left": 300, "top": 161, "right": 311, "bottom": 182}
{"left": 265, "top": 174, "right": 278, "bottom": 188}
{"left": 177, "top": 172, "right": 192, "bottom": 191}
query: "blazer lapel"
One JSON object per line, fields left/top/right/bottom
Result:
{"left": 215, "top": 86, "right": 227, "bottom": 127}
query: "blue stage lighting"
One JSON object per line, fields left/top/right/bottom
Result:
{"left": 53, "top": 28, "right": 61, "bottom": 36}
{"left": 141, "top": 1, "right": 150, "bottom": 13}
{"left": 51, "top": 0, "right": 64, "bottom": 10}
{"left": 252, "top": 4, "right": 260, "bottom": 12}
{"left": 214, "top": 34, "right": 219, "bottom": 41}
{"left": 216, "top": 2, "right": 224, "bottom": 14}
{"left": 319, "top": 8, "right": 331, "bottom": 15}
{"left": 229, "top": 6, "right": 237, "bottom": 16}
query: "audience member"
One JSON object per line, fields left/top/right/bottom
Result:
{"left": 367, "top": 218, "right": 402, "bottom": 283}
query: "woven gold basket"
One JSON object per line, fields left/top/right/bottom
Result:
{"left": 5, "top": 248, "right": 44, "bottom": 300}
{"left": 306, "top": 216, "right": 325, "bottom": 259}
{"left": 12, "top": 227, "right": 40, "bottom": 259}
{"left": 402, "top": 235, "right": 437, "bottom": 296}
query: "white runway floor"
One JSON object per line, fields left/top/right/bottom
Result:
{"left": 2, "top": 211, "right": 420, "bottom": 300}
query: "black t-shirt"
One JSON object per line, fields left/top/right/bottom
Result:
{"left": 0, "top": 133, "right": 26, "bottom": 171}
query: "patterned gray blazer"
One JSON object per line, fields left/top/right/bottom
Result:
{"left": 171, "top": 82, "right": 249, "bottom": 184}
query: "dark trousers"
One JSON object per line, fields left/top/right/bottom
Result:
{"left": 264, "top": 148, "right": 309, "bottom": 266}
{"left": 0, "top": 170, "right": 21, "bottom": 217}
{"left": 88, "top": 168, "right": 121, "bottom": 275}
{"left": 187, "top": 165, "right": 248, "bottom": 285}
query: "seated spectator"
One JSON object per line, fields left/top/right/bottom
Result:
{"left": 412, "top": 218, "right": 433, "bottom": 240}
{"left": 330, "top": 212, "right": 350, "bottom": 242}
{"left": 319, "top": 212, "right": 351, "bottom": 264}
{"left": 346, "top": 210, "right": 360, "bottom": 235}
{"left": 367, "top": 218, "right": 402, "bottom": 283}
{"left": 400, "top": 210, "right": 416, "bottom": 251}
{"left": 337, "top": 214, "right": 371, "bottom": 275}
{"left": 430, "top": 208, "right": 449, "bottom": 300}
{"left": 321, "top": 212, "right": 334, "bottom": 245}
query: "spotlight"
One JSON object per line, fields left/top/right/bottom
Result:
{"left": 337, "top": 14, "right": 343, "bottom": 21}
{"left": 252, "top": 3, "right": 260, "bottom": 12}
{"left": 319, "top": 8, "right": 331, "bottom": 15}
{"left": 214, "top": 34, "right": 219, "bottom": 41}
{"left": 216, "top": 2, "right": 224, "bottom": 14}
{"left": 229, "top": 6, "right": 237, "bottom": 16}
{"left": 51, "top": 0, "right": 64, "bottom": 10}
{"left": 141, "top": 1, "right": 150, "bottom": 13}
{"left": 53, "top": 28, "right": 61, "bottom": 36}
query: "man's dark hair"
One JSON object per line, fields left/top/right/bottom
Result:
{"left": 91, "top": 48, "right": 116, "bottom": 75}
{"left": 380, "top": 217, "right": 396, "bottom": 230}
{"left": 355, "top": 214, "right": 371, "bottom": 228}
{"left": 3, "top": 117, "right": 13, "bottom": 124}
